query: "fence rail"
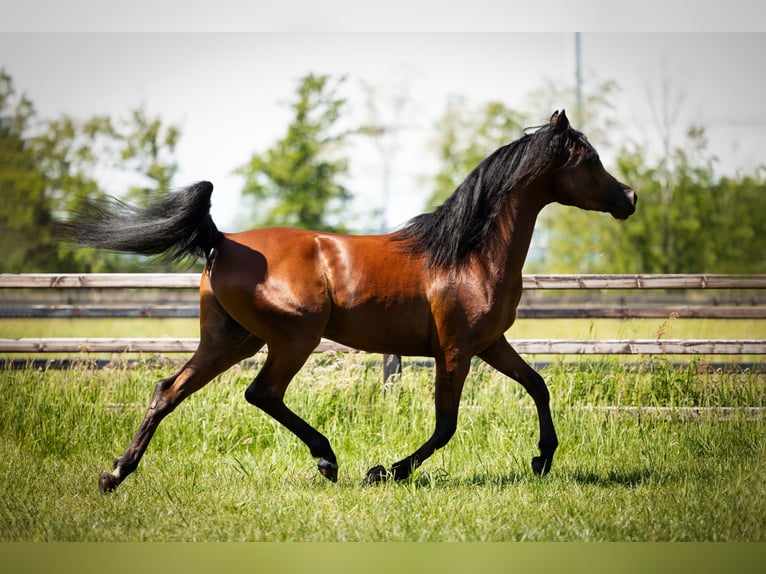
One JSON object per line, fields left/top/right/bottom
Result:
{"left": 3, "top": 304, "right": 765, "bottom": 320}
{"left": 2, "top": 337, "right": 763, "bottom": 356}
{"left": 1, "top": 273, "right": 764, "bottom": 358}
{"left": 3, "top": 273, "right": 766, "bottom": 290}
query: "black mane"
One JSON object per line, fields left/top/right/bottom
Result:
{"left": 393, "top": 120, "right": 594, "bottom": 268}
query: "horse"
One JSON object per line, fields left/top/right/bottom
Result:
{"left": 60, "top": 110, "right": 636, "bottom": 493}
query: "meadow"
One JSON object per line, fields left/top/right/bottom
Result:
{"left": 1, "top": 336, "right": 764, "bottom": 541}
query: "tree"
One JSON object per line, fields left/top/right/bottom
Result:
{"left": 117, "top": 106, "right": 181, "bottom": 206}
{"left": 523, "top": 76, "right": 621, "bottom": 150}
{"left": 0, "top": 70, "right": 51, "bottom": 272}
{"left": 236, "top": 74, "right": 351, "bottom": 232}
{"left": 0, "top": 69, "right": 182, "bottom": 272}
{"left": 606, "top": 128, "right": 766, "bottom": 274}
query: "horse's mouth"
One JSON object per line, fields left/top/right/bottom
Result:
{"left": 611, "top": 205, "right": 636, "bottom": 220}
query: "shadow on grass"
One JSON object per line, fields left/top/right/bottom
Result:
{"left": 567, "top": 467, "right": 658, "bottom": 487}
{"left": 400, "top": 465, "right": 679, "bottom": 489}
{"left": 406, "top": 470, "right": 529, "bottom": 488}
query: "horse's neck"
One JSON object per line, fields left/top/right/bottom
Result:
{"left": 490, "top": 187, "right": 546, "bottom": 285}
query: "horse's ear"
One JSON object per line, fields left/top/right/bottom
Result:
{"left": 550, "top": 109, "right": 569, "bottom": 132}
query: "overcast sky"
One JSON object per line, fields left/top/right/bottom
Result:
{"left": 2, "top": 4, "right": 765, "bottom": 230}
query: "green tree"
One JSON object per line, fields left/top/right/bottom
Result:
{"left": 607, "top": 128, "right": 766, "bottom": 274}
{"left": 0, "top": 70, "right": 52, "bottom": 272}
{"left": 523, "top": 77, "right": 621, "bottom": 150}
{"left": 117, "top": 106, "right": 180, "bottom": 206}
{"left": 237, "top": 74, "right": 351, "bottom": 231}
{"left": 0, "top": 69, "right": 182, "bottom": 272}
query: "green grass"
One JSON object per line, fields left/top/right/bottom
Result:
{"left": 1, "top": 355, "right": 764, "bottom": 541}
{"left": 0, "top": 318, "right": 199, "bottom": 339}
{"left": 3, "top": 316, "right": 763, "bottom": 366}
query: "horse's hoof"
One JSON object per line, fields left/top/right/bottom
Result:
{"left": 317, "top": 458, "right": 338, "bottom": 482}
{"left": 365, "top": 465, "right": 388, "bottom": 484}
{"left": 531, "top": 455, "right": 552, "bottom": 476}
{"left": 99, "top": 472, "right": 119, "bottom": 494}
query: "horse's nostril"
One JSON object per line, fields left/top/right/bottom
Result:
{"left": 623, "top": 186, "right": 637, "bottom": 207}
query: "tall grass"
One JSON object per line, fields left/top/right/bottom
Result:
{"left": 0, "top": 355, "right": 764, "bottom": 541}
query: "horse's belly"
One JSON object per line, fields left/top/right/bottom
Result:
{"left": 323, "top": 306, "right": 433, "bottom": 357}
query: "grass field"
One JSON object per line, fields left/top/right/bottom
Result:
{"left": 1, "top": 349, "right": 764, "bottom": 541}
{"left": 3, "top": 315, "right": 765, "bottom": 340}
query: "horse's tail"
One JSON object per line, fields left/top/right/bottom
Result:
{"left": 58, "top": 181, "right": 220, "bottom": 264}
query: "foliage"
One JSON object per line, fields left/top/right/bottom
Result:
{"left": 236, "top": 74, "right": 352, "bottom": 232}
{"left": 0, "top": 69, "right": 182, "bottom": 273}
{"left": 611, "top": 129, "right": 766, "bottom": 273}
{"left": 110, "top": 106, "right": 181, "bottom": 207}
{"left": 0, "top": 69, "right": 60, "bottom": 272}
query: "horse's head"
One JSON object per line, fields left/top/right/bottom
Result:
{"left": 544, "top": 110, "right": 636, "bottom": 220}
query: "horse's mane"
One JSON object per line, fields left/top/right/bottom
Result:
{"left": 393, "top": 118, "right": 595, "bottom": 269}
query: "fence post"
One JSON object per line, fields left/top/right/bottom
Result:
{"left": 383, "top": 354, "right": 402, "bottom": 384}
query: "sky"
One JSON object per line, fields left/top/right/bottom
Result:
{"left": 2, "top": 4, "right": 765, "bottom": 231}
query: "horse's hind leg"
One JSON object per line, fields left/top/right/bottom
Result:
{"left": 479, "top": 337, "right": 558, "bottom": 475}
{"left": 244, "top": 344, "right": 339, "bottom": 482}
{"left": 99, "top": 287, "right": 263, "bottom": 494}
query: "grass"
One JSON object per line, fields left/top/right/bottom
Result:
{"left": 3, "top": 316, "right": 765, "bottom": 339}
{"left": 1, "top": 354, "right": 764, "bottom": 541}
{"left": 3, "top": 315, "right": 763, "bottom": 367}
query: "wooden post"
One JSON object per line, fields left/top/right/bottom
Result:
{"left": 383, "top": 354, "right": 402, "bottom": 384}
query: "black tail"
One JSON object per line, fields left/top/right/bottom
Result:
{"left": 58, "top": 181, "right": 220, "bottom": 264}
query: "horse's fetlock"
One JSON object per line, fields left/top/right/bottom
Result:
{"left": 538, "top": 439, "right": 558, "bottom": 458}
{"left": 308, "top": 436, "right": 334, "bottom": 461}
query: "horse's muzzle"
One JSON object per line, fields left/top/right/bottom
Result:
{"left": 611, "top": 186, "right": 637, "bottom": 220}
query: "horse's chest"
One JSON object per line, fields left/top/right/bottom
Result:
{"left": 465, "top": 283, "right": 522, "bottom": 339}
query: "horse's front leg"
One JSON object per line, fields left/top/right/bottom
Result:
{"left": 479, "top": 337, "right": 558, "bottom": 475}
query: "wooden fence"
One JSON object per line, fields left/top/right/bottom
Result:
{"left": 1, "top": 273, "right": 765, "bottom": 361}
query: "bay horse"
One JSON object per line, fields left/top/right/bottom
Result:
{"left": 61, "top": 110, "right": 636, "bottom": 493}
